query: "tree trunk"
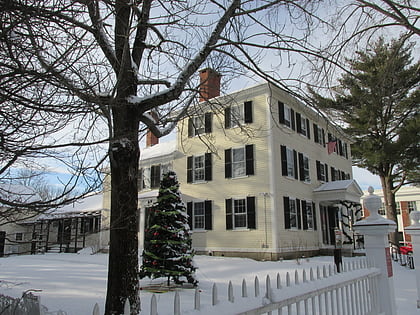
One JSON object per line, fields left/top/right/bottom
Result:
{"left": 380, "top": 175, "right": 399, "bottom": 247}
{"left": 105, "top": 109, "right": 140, "bottom": 314}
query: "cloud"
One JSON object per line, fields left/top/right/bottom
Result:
{"left": 352, "top": 166, "right": 381, "bottom": 191}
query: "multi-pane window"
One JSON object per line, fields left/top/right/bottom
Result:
{"left": 187, "top": 200, "right": 213, "bottom": 230}
{"left": 286, "top": 148, "right": 295, "bottom": 178}
{"left": 193, "top": 155, "right": 205, "bottom": 181}
{"left": 278, "top": 101, "right": 295, "bottom": 130}
{"left": 230, "top": 104, "right": 244, "bottom": 128}
{"left": 187, "top": 153, "right": 212, "bottom": 183}
{"left": 378, "top": 203, "right": 386, "bottom": 215}
{"left": 305, "top": 202, "right": 314, "bottom": 229}
{"left": 225, "top": 101, "right": 253, "bottom": 128}
{"left": 299, "top": 153, "right": 310, "bottom": 182}
{"left": 140, "top": 163, "right": 172, "bottom": 190}
{"left": 296, "top": 113, "right": 310, "bottom": 138}
{"left": 313, "top": 123, "right": 325, "bottom": 146}
{"left": 225, "top": 197, "right": 256, "bottom": 230}
{"left": 193, "top": 202, "right": 205, "bottom": 229}
{"left": 232, "top": 147, "right": 246, "bottom": 178}
{"left": 233, "top": 198, "right": 247, "bottom": 228}
{"left": 15, "top": 233, "right": 23, "bottom": 241}
{"left": 188, "top": 113, "right": 212, "bottom": 137}
{"left": 316, "top": 161, "right": 328, "bottom": 182}
{"left": 396, "top": 202, "right": 401, "bottom": 215}
{"left": 281, "top": 145, "right": 297, "bottom": 179}
{"left": 289, "top": 198, "right": 298, "bottom": 229}
{"left": 225, "top": 145, "right": 254, "bottom": 179}
{"left": 284, "top": 106, "right": 292, "bottom": 128}
{"left": 408, "top": 201, "right": 417, "bottom": 213}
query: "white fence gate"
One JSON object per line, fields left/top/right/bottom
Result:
{"left": 93, "top": 259, "right": 381, "bottom": 315}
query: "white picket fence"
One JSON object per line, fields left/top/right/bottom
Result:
{"left": 93, "top": 259, "right": 381, "bottom": 315}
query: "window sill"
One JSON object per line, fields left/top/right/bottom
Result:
{"left": 230, "top": 175, "right": 249, "bottom": 180}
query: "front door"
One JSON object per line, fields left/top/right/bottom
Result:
{"left": 320, "top": 206, "right": 339, "bottom": 245}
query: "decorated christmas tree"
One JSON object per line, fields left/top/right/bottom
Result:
{"left": 140, "top": 171, "right": 197, "bottom": 286}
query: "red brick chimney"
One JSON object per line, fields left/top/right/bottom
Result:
{"left": 199, "top": 68, "right": 221, "bottom": 102}
{"left": 146, "top": 111, "right": 159, "bottom": 147}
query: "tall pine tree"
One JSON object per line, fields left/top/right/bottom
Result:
{"left": 140, "top": 171, "right": 197, "bottom": 286}
{"left": 311, "top": 36, "right": 419, "bottom": 246}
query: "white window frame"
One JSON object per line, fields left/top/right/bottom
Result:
{"left": 396, "top": 201, "right": 401, "bottom": 215}
{"left": 305, "top": 202, "right": 314, "bottom": 229}
{"left": 193, "top": 201, "right": 205, "bottom": 230}
{"left": 317, "top": 127, "right": 324, "bottom": 145}
{"left": 319, "top": 163, "right": 327, "bottom": 181}
{"left": 302, "top": 155, "right": 310, "bottom": 182}
{"left": 230, "top": 104, "right": 244, "bottom": 128}
{"left": 232, "top": 147, "right": 246, "bottom": 178}
{"left": 408, "top": 201, "right": 417, "bottom": 213}
{"left": 233, "top": 198, "right": 247, "bottom": 229}
{"left": 289, "top": 198, "right": 298, "bottom": 229}
{"left": 193, "top": 155, "right": 205, "bottom": 182}
{"left": 15, "top": 232, "right": 23, "bottom": 241}
{"left": 192, "top": 115, "right": 205, "bottom": 136}
{"left": 300, "top": 115, "right": 307, "bottom": 136}
{"left": 286, "top": 148, "right": 295, "bottom": 178}
{"left": 284, "top": 105, "right": 292, "bottom": 128}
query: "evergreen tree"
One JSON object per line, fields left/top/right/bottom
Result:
{"left": 140, "top": 171, "right": 197, "bottom": 286}
{"left": 311, "top": 36, "right": 419, "bottom": 246}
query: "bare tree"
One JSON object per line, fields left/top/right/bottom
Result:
{"left": 1, "top": 0, "right": 415, "bottom": 313}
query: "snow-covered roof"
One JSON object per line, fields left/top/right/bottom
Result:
{"left": 0, "top": 184, "right": 41, "bottom": 205}
{"left": 313, "top": 179, "right": 363, "bottom": 204}
{"left": 38, "top": 193, "right": 104, "bottom": 220}
{"left": 313, "top": 179, "right": 360, "bottom": 192}
{"left": 140, "top": 140, "right": 177, "bottom": 161}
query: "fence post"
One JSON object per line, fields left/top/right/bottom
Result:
{"left": 404, "top": 210, "right": 420, "bottom": 308}
{"left": 353, "top": 186, "right": 397, "bottom": 315}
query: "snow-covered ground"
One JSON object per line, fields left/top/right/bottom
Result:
{"left": 0, "top": 251, "right": 417, "bottom": 314}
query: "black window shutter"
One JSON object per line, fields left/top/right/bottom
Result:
{"left": 245, "top": 144, "right": 254, "bottom": 175}
{"left": 296, "top": 113, "right": 302, "bottom": 133}
{"left": 339, "top": 139, "right": 343, "bottom": 156}
{"left": 224, "top": 107, "right": 231, "bottom": 129}
{"left": 306, "top": 119, "right": 311, "bottom": 139}
{"left": 205, "top": 200, "right": 212, "bottom": 230}
{"left": 331, "top": 167, "right": 335, "bottom": 181}
{"left": 205, "top": 153, "right": 212, "bottom": 181}
{"left": 187, "top": 202, "right": 193, "bottom": 229}
{"left": 278, "top": 101, "right": 285, "bottom": 124}
{"left": 244, "top": 101, "right": 253, "bottom": 123}
{"left": 293, "top": 150, "right": 298, "bottom": 180}
{"left": 246, "top": 196, "right": 256, "bottom": 229}
{"left": 341, "top": 171, "right": 346, "bottom": 180}
{"left": 283, "top": 196, "right": 290, "bottom": 229}
{"left": 280, "top": 145, "right": 287, "bottom": 176}
{"left": 188, "top": 118, "right": 194, "bottom": 137}
{"left": 297, "top": 199, "right": 302, "bottom": 229}
{"left": 313, "top": 123, "right": 319, "bottom": 143}
{"left": 291, "top": 109, "right": 296, "bottom": 130}
{"left": 325, "top": 163, "right": 329, "bottom": 182}
{"left": 187, "top": 156, "right": 193, "bottom": 183}
{"left": 205, "top": 112, "right": 212, "bottom": 133}
{"left": 302, "top": 200, "right": 308, "bottom": 230}
{"left": 225, "top": 199, "right": 233, "bottom": 230}
{"left": 225, "top": 149, "right": 232, "bottom": 178}
{"left": 344, "top": 143, "right": 348, "bottom": 159}
{"left": 316, "top": 161, "right": 321, "bottom": 180}
{"left": 298, "top": 153, "right": 304, "bottom": 181}
{"left": 322, "top": 129, "right": 326, "bottom": 146}
{"left": 138, "top": 168, "right": 143, "bottom": 190}
{"left": 312, "top": 202, "right": 317, "bottom": 230}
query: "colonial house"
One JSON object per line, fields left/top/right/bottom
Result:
{"left": 134, "top": 69, "right": 363, "bottom": 260}
{"left": 0, "top": 184, "right": 40, "bottom": 256}
{"left": 362, "top": 186, "right": 420, "bottom": 244}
